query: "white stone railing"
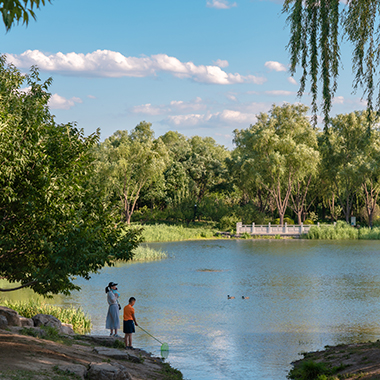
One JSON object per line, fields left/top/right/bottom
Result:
{"left": 236, "top": 222, "right": 335, "bottom": 236}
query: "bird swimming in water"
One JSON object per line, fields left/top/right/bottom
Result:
{"left": 242, "top": 296, "right": 249, "bottom": 299}
{"left": 227, "top": 295, "right": 235, "bottom": 299}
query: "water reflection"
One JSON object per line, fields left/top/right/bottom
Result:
{"left": 3, "top": 240, "right": 380, "bottom": 379}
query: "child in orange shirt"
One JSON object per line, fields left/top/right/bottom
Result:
{"left": 123, "top": 297, "right": 138, "bottom": 349}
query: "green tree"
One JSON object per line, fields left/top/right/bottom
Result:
{"left": 283, "top": 0, "right": 380, "bottom": 125}
{"left": 320, "top": 111, "right": 375, "bottom": 223}
{"left": 1, "top": 0, "right": 50, "bottom": 31}
{"left": 0, "top": 58, "right": 142, "bottom": 295}
{"left": 234, "top": 103, "right": 319, "bottom": 225}
{"left": 95, "top": 122, "right": 169, "bottom": 224}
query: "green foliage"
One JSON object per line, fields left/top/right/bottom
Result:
{"left": 274, "top": 217, "right": 295, "bottom": 225}
{"left": 307, "top": 221, "right": 358, "bottom": 240}
{"left": 287, "top": 360, "right": 340, "bottom": 380}
{"left": 233, "top": 103, "right": 320, "bottom": 225}
{"left": 159, "top": 362, "right": 184, "bottom": 380}
{"left": 0, "top": 299, "right": 91, "bottom": 334}
{"left": 218, "top": 214, "right": 240, "bottom": 233}
{"left": 112, "top": 339, "right": 126, "bottom": 349}
{"left": 241, "top": 232, "right": 251, "bottom": 239}
{"left": 137, "top": 224, "right": 217, "bottom": 242}
{"left": 94, "top": 123, "right": 169, "bottom": 224}
{"left": 0, "top": 0, "right": 51, "bottom": 31}
{"left": 284, "top": 0, "right": 380, "bottom": 124}
{"left": 0, "top": 58, "right": 142, "bottom": 295}
{"left": 131, "top": 245, "right": 168, "bottom": 262}
{"left": 304, "top": 219, "right": 314, "bottom": 225}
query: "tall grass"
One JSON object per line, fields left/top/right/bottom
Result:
{"left": 132, "top": 245, "right": 168, "bottom": 261}
{"left": 0, "top": 299, "right": 91, "bottom": 334}
{"left": 306, "top": 220, "right": 380, "bottom": 240}
{"left": 138, "top": 223, "right": 217, "bottom": 242}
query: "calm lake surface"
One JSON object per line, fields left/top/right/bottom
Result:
{"left": 5, "top": 239, "right": 380, "bottom": 379}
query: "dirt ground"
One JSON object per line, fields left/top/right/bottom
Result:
{"left": 291, "top": 340, "right": 380, "bottom": 379}
{"left": 0, "top": 329, "right": 180, "bottom": 380}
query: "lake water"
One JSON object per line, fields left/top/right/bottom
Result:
{"left": 4, "top": 239, "right": 380, "bottom": 379}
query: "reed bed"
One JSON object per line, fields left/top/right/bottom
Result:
{"left": 138, "top": 224, "right": 217, "bottom": 242}
{"left": 306, "top": 221, "right": 380, "bottom": 240}
{"left": 132, "top": 245, "right": 168, "bottom": 261}
{"left": 0, "top": 299, "right": 91, "bottom": 334}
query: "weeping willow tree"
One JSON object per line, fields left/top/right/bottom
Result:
{"left": 283, "top": 0, "right": 380, "bottom": 128}
{"left": 1, "top": 0, "right": 50, "bottom": 31}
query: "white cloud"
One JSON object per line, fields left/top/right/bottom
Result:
{"left": 206, "top": 0, "right": 237, "bottom": 9}
{"left": 225, "top": 92, "right": 238, "bottom": 101}
{"left": 161, "top": 102, "right": 272, "bottom": 129}
{"left": 87, "top": 94, "right": 96, "bottom": 99}
{"left": 213, "top": 59, "right": 229, "bottom": 68}
{"left": 48, "top": 94, "right": 82, "bottom": 110}
{"left": 265, "top": 90, "right": 295, "bottom": 96}
{"left": 332, "top": 96, "right": 345, "bottom": 105}
{"left": 288, "top": 76, "right": 297, "bottom": 85}
{"left": 7, "top": 50, "right": 265, "bottom": 85}
{"left": 132, "top": 97, "right": 207, "bottom": 115}
{"left": 264, "top": 61, "right": 287, "bottom": 72}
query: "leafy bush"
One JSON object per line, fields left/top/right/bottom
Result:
{"left": 0, "top": 299, "right": 91, "bottom": 334}
{"left": 274, "top": 217, "right": 295, "bottom": 225}
{"left": 304, "top": 219, "right": 314, "bottom": 225}
{"left": 218, "top": 215, "right": 240, "bottom": 232}
{"left": 288, "top": 360, "right": 331, "bottom": 380}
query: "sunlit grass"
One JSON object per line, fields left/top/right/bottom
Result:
{"left": 306, "top": 220, "right": 380, "bottom": 240}
{"left": 137, "top": 223, "right": 217, "bottom": 242}
{"left": 0, "top": 299, "right": 91, "bottom": 334}
{"left": 132, "top": 245, "right": 168, "bottom": 262}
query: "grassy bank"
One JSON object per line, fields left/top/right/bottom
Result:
{"left": 131, "top": 245, "right": 168, "bottom": 261}
{"left": 0, "top": 299, "right": 91, "bottom": 334}
{"left": 137, "top": 223, "right": 218, "bottom": 242}
{"left": 306, "top": 221, "right": 380, "bottom": 240}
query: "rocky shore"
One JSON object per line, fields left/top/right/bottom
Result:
{"left": 289, "top": 340, "right": 380, "bottom": 380}
{"left": 0, "top": 306, "right": 183, "bottom": 380}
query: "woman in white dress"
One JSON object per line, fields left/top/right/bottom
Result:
{"left": 105, "top": 281, "right": 120, "bottom": 337}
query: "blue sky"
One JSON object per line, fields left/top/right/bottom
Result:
{"left": 3, "top": 0, "right": 366, "bottom": 148}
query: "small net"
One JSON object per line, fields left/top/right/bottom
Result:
{"left": 161, "top": 342, "right": 169, "bottom": 359}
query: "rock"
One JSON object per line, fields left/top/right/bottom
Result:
{"left": 19, "top": 317, "right": 33, "bottom": 327}
{"left": 32, "top": 314, "right": 62, "bottom": 330}
{"left": 125, "top": 352, "right": 142, "bottom": 364}
{"left": 0, "top": 315, "right": 8, "bottom": 329}
{"left": 60, "top": 323, "right": 75, "bottom": 335}
{"left": 87, "top": 362, "right": 132, "bottom": 380}
{"left": 93, "top": 347, "right": 131, "bottom": 361}
{"left": 0, "top": 307, "right": 21, "bottom": 327}
{"left": 56, "top": 364, "right": 87, "bottom": 380}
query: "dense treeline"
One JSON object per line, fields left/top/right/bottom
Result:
{"left": 94, "top": 103, "right": 380, "bottom": 230}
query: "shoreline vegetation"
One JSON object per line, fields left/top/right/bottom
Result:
{"left": 0, "top": 299, "right": 91, "bottom": 334}
{"left": 288, "top": 341, "right": 380, "bottom": 380}
{"left": 136, "top": 222, "right": 380, "bottom": 244}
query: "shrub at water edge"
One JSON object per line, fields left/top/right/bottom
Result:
{"left": 0, "top": 299, "right": 91, "bottom": 334}
{"left": 132, "top": 245, "right": 168, "bottom": 261}
{"left": 306, "top": 220, "right": 380, "bottom": 240}
{"left": 137, "top": 224, "right": 217, "bottom": 242}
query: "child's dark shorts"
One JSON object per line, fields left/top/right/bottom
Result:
{"left": 123, "top": 320, "right": 135, "bottom": 334}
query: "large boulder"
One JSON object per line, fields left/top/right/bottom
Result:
{"left": 56, "top": 364, "right": 87, "bottom": 380}
{"left": 32, "top": 314, "right": 62, "bottom": 330}
{"left": 0, "top": 306, "right": 21, "bottom": 327}
{"left": 0, "top": 315, "right": 8, "bottom": 329}
{"left": 87, "top": 362, "right": 132, "bottom": 380}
